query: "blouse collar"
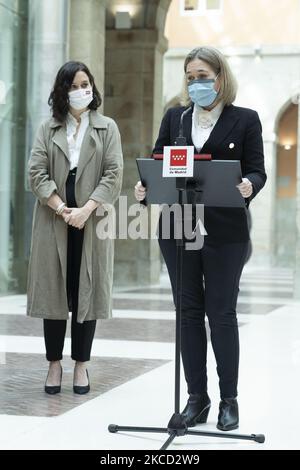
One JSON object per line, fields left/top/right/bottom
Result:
{"left": 192, "top": 101, "right": 224, "bottom": 129}
{"left": 67, "top": 109, "right": 90, "bottom": 127}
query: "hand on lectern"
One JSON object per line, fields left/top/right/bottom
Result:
{"left": 134, "top": 181, "right": 147, "bottom": 201}
{"left": 236, "top": 178, "right": 253, "bottom": 198}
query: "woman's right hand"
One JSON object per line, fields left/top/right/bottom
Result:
{"left": 134, "top": 181, "right": 146, "bottom": 202}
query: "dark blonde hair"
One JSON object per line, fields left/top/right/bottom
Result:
{"left": 181, "top": 46, "right": 238, "bottom": 106}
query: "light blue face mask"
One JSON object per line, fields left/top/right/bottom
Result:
{"left": 188, "top": 77, "right": 219, "bottom": 108}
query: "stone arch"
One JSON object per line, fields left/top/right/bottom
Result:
{"left": 274, "top": 98, "right": 297, "bottom": 134}
{"left": 273, "top": 98, "right": 299, "bottom": 266}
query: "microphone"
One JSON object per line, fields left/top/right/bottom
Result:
{"left": 175, "top": 106, "right": 192, "bottom": 147}
{"left": 174, "top": 106, "right": 192, "bottom": 191}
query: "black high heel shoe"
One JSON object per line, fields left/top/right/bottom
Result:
{"left": 181, "top": 392, "right": 211, "bottom": 427}
{"left": 217, "top": 398, "right": 239, "bottom": 431}
{"left": 73, "top": 369, "right": 90, "bottom": 395}
{"left": 45, "top": 366, "right": 63, "bottom": 395}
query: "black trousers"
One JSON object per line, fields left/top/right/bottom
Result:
{"left": 43, "top": 170, "right": 96, "bottom": 362}
{"left": 159, "top": 236, "right": 248, "bottom": 399}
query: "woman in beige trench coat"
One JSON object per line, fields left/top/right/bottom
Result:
{"left": 27, "top": 61, "right": 123, "bottom": 395}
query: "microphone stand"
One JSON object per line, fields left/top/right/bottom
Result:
{"left": 108, "top": 107, "right": 265, "bottom": 450}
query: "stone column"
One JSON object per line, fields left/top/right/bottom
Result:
{"left": 27, "top": 0, "right": 69, "bottom": 134}
{"left": 104, "top": 29, "right": 168, "bottom": 286}
{"left": 69, "top": 0, "right": 106, "bottom": 101}
{"left": 293, "top": 101, "right": 300, "bottom": 297}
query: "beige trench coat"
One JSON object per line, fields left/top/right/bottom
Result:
{"left": 27, "top": 111, "right": 123, "bottom": 323}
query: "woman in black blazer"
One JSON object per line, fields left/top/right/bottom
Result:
{"left": 135, "top": 47, "right": 266, "bottom": 431}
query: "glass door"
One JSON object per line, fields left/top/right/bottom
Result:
{"left": 0, "top": 0, "right": 28, "bottom": 294}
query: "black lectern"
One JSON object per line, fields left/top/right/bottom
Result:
{"left": 108, "top": 153, "right": 265, "bottom": 450}
{"left": 136, "top": 158, "right": 245, "bottom": 207}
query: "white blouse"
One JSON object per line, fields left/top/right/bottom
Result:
{"left": 191, "top": 101, "right": 224, "bottom": 152}
{"left": 66, "top": 110, "right": 90, "bottom": 170}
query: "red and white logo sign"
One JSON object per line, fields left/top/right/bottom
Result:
{"left": 170, "top": 149, "right": 187, "bottom": 167}
{"left": 163, "top": 146, "right": 194, "bottom": 178}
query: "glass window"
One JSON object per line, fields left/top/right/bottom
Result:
{"left": 206, "top": 0, "right": 221, "bottom": 10}
{"left": 184, "top": 0, "right": 199, "bottom": 11}
{"left": 182, "top": 0, "right": 222, "bottom": 14}
{"left": 0, "top": 0, "right": 28, "bottom": 294}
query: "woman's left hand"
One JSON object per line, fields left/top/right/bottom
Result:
{"left": 65, "top": 206, "right": 92, "bottom": 230}
{"left": 237, "top": 178, "right": 253, "bottom": 198}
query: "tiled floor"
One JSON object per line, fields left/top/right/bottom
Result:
{"left": 0, "top": 266, "right": 300, "bottom": 449}
{"left": 0, "top": 353, "right": 166, "bottom": 417}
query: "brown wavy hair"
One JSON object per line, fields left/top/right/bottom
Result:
{"left": 48, "top": 61, "right": 102, "bottom": 122}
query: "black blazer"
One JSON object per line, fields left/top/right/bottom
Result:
{"left": 153, "top": 104, "right": 267, "bottom": 243}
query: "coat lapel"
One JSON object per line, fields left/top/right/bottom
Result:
{"left": 76, "top": 111, "right": 108, "bottom": 183}
{"left": 51, "top": 125, "right": 69, "bottom": 161}
{"left": 50, "top": 111, "right": 109, "bottom": 183}
{"left": 181, "top": 105, "right": 238, "bottom": 153}
{"left": 201, "top": 105, "right": 239, "bottom": 152}
{"left": 75, "top": 128, "right": 97, "bottom": 182}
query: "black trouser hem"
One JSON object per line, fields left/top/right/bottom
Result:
{"left": 71, "top": 355, "right": 92, "bottom": 362}
{"left": 46, "top": 355, "right": 63, "bottom": 362}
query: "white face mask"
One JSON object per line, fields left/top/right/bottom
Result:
{"left": 68, "top": 86, "right": 93, "bottom": 110}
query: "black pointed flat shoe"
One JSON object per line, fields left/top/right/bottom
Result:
{"left": 217, "top": 398, "right": 239, "bottom": 431}
{"left": 181, "top": 392, "right": 211, "bottom": 427}
{"left": 73, "top": 369, "right": 90, "bottom": 395}
{"left": 45, "top": 366, "right": 62, "bottom": 395}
